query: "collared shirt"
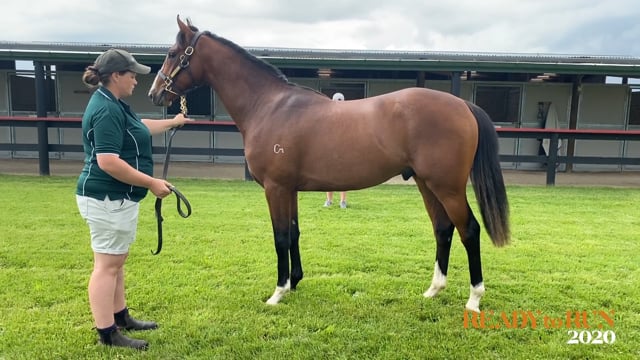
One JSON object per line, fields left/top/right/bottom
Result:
{"left": 76, "top": 87, "right": 153, "bottom": 202}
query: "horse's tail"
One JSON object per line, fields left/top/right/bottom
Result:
{"left": 466, "top": 101, "right": 510, "bottom": 247}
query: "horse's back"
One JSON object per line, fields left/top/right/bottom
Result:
{"left": 247, "top": 85, "right": 479, "bottom": 191}
{"left": 355, "top": 87, "right": 478, "bottom": 151}
{"left": 378, "top": 87, "right": 473, "bottom": 120}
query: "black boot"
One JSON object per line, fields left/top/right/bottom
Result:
{"left": 98, "top": 326, "right": 148, "bottom": 350}
{"left": 115, "top": 308, "right": 158, "bottom": 331}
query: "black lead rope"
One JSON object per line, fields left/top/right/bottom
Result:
{"left": 153, "top": 116, "right": 192, "bottom": 255}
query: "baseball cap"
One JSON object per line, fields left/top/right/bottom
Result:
{"left": 332, "top": 92, "right": 345, "bottom": 101}
{"left": 94, "top": 48, "right": 151, "bottom": 75}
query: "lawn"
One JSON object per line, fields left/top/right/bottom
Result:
{"left": 0, "top": 175, "right": 638, "bottom": 359}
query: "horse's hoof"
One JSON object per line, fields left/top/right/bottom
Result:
{"left": 423, "top": 285, "right": 445, "bottom": 298}
{"left": 266, "top": 296, "right": 280, "bottom": 306}
{"left": 265, "top": 280, "right": 291, "bottom": 305}
{"left": 424, "top": 262, "right": 447, "bottom": 298}
{"left": 465, "top": 304, "right": 481, "bottom": 313}
{"left": 465, "top": 283, "right": 485, "bottom": 313}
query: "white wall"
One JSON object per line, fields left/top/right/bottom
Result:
{"left": 574, "top": 84, "right": 628, "bottom": 171}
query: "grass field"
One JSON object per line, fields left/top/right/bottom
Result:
{"left": 0, "top": 174, "right": 638, "bottom": 359}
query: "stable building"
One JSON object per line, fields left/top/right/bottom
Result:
{"left": 1, "top": 41, "right": 640, "bottom": 172}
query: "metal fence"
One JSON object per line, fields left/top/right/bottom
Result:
{"left": 2, "top": 116, "right": 640, "bottom": 185}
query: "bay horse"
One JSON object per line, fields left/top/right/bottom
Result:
{"left": 148, "top": 16, "right": 510, "bottom": 312}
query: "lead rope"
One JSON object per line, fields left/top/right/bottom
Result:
{"left": 153, "top": 96, "right": 192, "bottom": 255}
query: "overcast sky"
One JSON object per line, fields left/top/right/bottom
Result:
{"left": 4, "top": 0, "right": 640, "bottom": 56}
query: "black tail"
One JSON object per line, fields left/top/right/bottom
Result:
{"left": 466, "top": 101, "right": 510, "bottom": 246}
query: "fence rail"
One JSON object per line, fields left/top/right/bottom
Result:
{"left": 496, "top": 127, "right": 640, "bottom": 184}
{"left": 2, "top": 117, "right": 640, "bottom": 185}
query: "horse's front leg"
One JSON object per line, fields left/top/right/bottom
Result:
{"left": 289, "top": 217, "right": 303, "bottom": 289}
{"left": 265, "top": 186, "right": 301, "bottom": 305}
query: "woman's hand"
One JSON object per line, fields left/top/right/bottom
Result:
{"left": 172, "top": 113, "right": 193, "bottom": 128}
{"left": 142, "top": 116, "right": 193, "bottom": 135}
{"left": 149, "top": 178, "right": 173, "bottom": 199}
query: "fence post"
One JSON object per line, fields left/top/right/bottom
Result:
{"left": 34, "top": 61, "right": 50, "bottom": 176}
{"left": 244, "top": 161, "right": 253, "bottom": 181}
{"left": 545, "top": 133, "right": 560, "bottom": 186}
{"left": 450, "top": 71, "right": 461, "bottom": 97}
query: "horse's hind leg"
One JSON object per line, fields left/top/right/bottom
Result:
{"left": 441, "top": 195, "right": 484, "bottom": 312}
{"left": 462, "top": 210, "right": 484, "bottom": 313}
{"left": 264, "top": 185, "right": 302, "bottom": 305}
{"left": 423, "top": 179, "right": 485, "bottom": 312}
{"left": 415, "top": 179, "right": 454, "bottom": 298}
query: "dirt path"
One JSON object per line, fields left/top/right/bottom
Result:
{"left": 1, "top": 159, "right": 638, "bottom": 187}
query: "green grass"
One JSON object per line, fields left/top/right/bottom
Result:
{"left": 0, "top": 174, "right": 638, "bottom": 359}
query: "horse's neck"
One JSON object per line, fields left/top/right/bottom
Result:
{"left": 202, "top": 38, "right": 285, "bottom": 131}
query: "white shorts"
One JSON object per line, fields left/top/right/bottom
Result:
{"left": 76, "top": 195, "right": 140, "bottom": 255}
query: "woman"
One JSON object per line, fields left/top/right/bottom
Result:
{"left": 75, "top": 48, "right": 190, "bottom": 350}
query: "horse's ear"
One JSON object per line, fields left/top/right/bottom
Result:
{"left": 177, "top": 15, "right": 188, "bottom": 32}
{"left": 178, "top": 15, "right": 194, "bottom": 40}
{"left": 176, "top": 15, "right": 195, "bottom": 43}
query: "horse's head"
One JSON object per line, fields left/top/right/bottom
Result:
{"left": 148, "top": 16, "right": 205, "bottom": 106}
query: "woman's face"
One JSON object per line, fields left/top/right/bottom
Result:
{"left": 110, "top": 71, "right": 138, "bottom": 98}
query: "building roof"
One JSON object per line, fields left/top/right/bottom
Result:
{"left": 1, "top": 41, "right": 640, "bottom": 77}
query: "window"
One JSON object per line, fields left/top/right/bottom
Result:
{"left": 167, "top": 86, "right": 212, "bottom": 117}
{"left": 475, "top": 85, "right": 521, "bottom": 125}
{"left": 629, "top": 88, "right": 640, "bottom": 126}
{"left": 320, "top": 82, "right": 366, "bottom": 100}
{"left": 10, "top": 72, "right": 57, "bottom": 113}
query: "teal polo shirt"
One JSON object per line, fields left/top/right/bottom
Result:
{"left": 76, "top": 87, "right": 153, "bottom": 202}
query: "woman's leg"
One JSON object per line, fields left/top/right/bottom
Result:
{"left": 89, "top": 252, "right": 127, "bottom": 328}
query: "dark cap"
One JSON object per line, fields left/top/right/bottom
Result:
{"left": 94, "top": 48, "right": 151, "bottom": 75}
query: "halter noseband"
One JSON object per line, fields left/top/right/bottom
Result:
{"left": 158, "top": 31, "right": 205, "bottom": 96}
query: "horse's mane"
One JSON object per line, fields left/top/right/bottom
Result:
{"left": 181, "top": 19, "right": 326, "bottom": 97}
{"left": 183, "top": 19, "right": 290, "bottom": 84}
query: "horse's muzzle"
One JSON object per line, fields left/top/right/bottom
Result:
{"left": 148, "top": 90, "right": 173, "bottom": 107}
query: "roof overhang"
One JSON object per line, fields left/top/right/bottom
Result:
{"left": 1, "top": 41, "right": 640, "bottom": 77}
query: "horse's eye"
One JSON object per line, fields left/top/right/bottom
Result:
{"left": 167, "top": 50, "right": 179, "bottom": 59}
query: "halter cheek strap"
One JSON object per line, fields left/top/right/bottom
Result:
{"left": 158, "top": 31, "right": 205, "bottom": 96}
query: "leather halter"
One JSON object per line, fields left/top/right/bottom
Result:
{"left": 157, "top": 31, "right": 205, "bottom": 96}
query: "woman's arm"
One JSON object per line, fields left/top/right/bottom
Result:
{"left": 96, "top": 154, "right": 173, "bottom": 198}
{"left": 141, "top": 113, "right": 191, "bottom": 135}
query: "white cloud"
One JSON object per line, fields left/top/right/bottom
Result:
{"left": 4, "top": 0, "right": 640, "bottom": 56}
